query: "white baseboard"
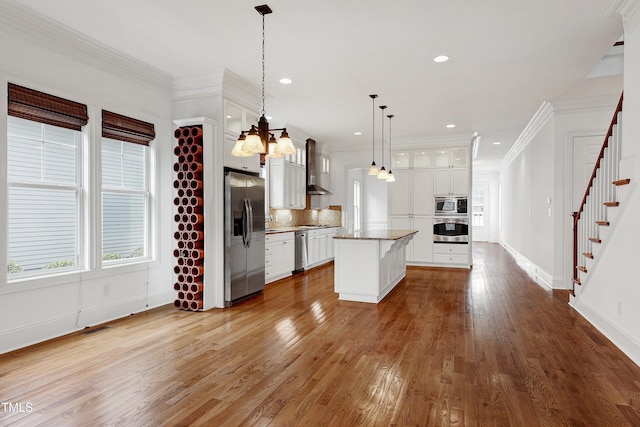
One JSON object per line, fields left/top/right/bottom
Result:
{"left": 569, "top": 295, "right": 640, "bottom": 367}
{"left": 499, "top": 242, "right": 556, "bottom": 289}
{"left": 0, "top": 291, "right": 173, "bottom": 355}
{"left": 77, "top": 291, "right": 172, "bottom": 327}
{"left": 0, "top": 314, "right": 78, "bottom": 355}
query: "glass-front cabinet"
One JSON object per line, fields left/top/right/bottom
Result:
{"left": 223, "top": 99, "right": 260, "bottom": 173}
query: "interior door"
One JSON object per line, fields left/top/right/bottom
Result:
{"left": 572, "top": 135, "right": 604, "bottom": 211}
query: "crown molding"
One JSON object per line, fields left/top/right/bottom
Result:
{"left": 221, "top": 70, "right": 261, "bottom": 111}
{"left": 608, "top": 0, "right": 640, "bottom": 33}
{"left": 172, "top": 69, "right": 261, "bottom": 111}
{"left": 329, "top": 134, "right": 472, "bottom": 153}
{"left": 0, "top": 1, "right": 172, "bottom": 92}
{"left": 172, "top": 70, "right": 225, "bottom": 100}
{"left": 500, "top": 102, "right": 554, "bottom": 170}
{"left": 549, "top": 94, "right": 620, "bottom": 113}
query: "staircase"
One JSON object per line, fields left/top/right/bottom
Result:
{"left": 572, "top": 93, "right": 629, "bottom": 296}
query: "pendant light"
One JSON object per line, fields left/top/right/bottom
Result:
{"left": 386, "top": 114, "right": 395, "bottom": 183}
{"left": 367, "top": 94, "right": 379, "bottom": 175}
{"left": 377, "top": 105, "right": 388, "bottom": 179}
{"left": 232, "top": 5, "right": 295, "bottom": 157}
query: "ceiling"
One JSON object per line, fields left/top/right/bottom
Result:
{"left": 12, "top": 0, "right": 624, "bottom": 171}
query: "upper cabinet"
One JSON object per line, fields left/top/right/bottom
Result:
{"left": 434, "top": 147, "right": 468, "bottom": 168}
{"left": 268, "top": 158, "right": 306, "bottom": 210}
{"left": 392, "top": 146, "right": 470, "bottom": 196}
{"left": 223, "top": 99, "right": 260, "bottom": 173}
{"left": 391, "top": 150, "right": 433, "bottom": 170}
{"left": 433, "top": 147, "right": 469, "bottom": 196}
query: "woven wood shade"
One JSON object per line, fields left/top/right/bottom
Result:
{"left": 102, "top": 110, "right": 155, "bottom": 146}
{"left": 8, "top": 83, "right": 89, "bottom": 131}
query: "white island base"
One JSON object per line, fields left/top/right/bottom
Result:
{"left": 333, "top": 230, "right": 417, "bottom": 303}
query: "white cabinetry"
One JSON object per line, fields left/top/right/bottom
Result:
{"left": 268, "top": 158, "right": 306, "bottom": 209}
{"left": 265, "top": 232, "right": 295, "bottom": 283}
{"left": 433, "top": 147, "right": 469, "bottom": 195}
{"left": 224, "top": 134, "right": 260, "bottom": 173}
{"left": 223, "top": 100, "right": 260, "bottom": 173}
{"left": 389, "top": 151, "right": 434, "bottom": 264}
{"left": 307, "top": 227, "right": 339, "bottom": 269}
{"left": 433, "top": 243, "right": 470, "bottom": 266}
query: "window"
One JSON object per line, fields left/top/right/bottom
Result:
{"left": 7, "top": 116, "right": 82, "bottom": 276}
{"left": 101, "top": 110, "right": 154, "bottom": 263}
{"left": 101, "top": 139, "right": 148, "bottom": 262}
{"left": 472, "top": 187, "right": 485, "bottom": 227}
{"left": 353, "top": 180, "right": 361, "bottom": 232}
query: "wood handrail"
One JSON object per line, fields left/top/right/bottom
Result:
{"left": 575, "top": 92, "right": 623, "bottom": 223}
{"left": 572, "top": 92, "right": 623, "bottom": 289}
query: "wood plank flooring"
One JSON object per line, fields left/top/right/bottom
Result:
{"left": 2, "top": 242, "right": 640, "bottom": 426}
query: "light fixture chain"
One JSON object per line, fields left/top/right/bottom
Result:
{"left": 381, "top": 111, "right": 384, "bottom": 165}
{"left": 372, "top": 97, "right": 375, "bottom": 156}
{"left": 261, "top": 13, "right": 266, "bottom": 116}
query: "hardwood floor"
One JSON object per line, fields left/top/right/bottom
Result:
{"left": 2, "top": 242, "right": 640, "bottom": 426}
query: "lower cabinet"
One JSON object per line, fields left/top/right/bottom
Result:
{"left": 307, "top": 227, "right": 338, "bottom": 269}
{"left": 433, "top": 243, "right": 470, "bottom": 265}
{"left": 265, "top": 232, "right": 295, "bottom": 284}
{"left": 389, "top": 215, "right": 433, "bottom": 263}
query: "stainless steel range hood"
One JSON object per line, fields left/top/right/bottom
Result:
{"left": 306, "top": 138, "right": 332, "bottom": 195}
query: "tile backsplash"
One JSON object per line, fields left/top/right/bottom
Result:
{"left": 268, "top": 201, "right": 342, "bottom": 229}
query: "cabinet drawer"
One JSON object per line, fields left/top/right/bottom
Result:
{"left": 433, "top": 243, "right": 468, "bottom": 255}
{"left": 265, "top": 232, "right": 294, "bottom": 243}
{"left": 433, "top": 253, "right": 468, "bottom": 264}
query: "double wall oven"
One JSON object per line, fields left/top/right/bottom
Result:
{"left": 433, "top": 196, "right": 469, "bottom": 243}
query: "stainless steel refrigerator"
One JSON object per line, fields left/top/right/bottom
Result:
{"left": 224, "top": 169, "right": 265, "bottom": 307}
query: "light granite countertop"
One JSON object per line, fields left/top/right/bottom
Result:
{"left": 265, "top": 226, "right": 341, "bottom": 235}
{"left": 333, "top": 230, "right": 418, "bottom": 241}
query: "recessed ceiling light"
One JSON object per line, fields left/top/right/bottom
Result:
{"left": 493, "top": 141, "right": 502, "bottom": 145}
{"left": 226, "top": 115, "right": 232, "bottom": 119}
{"left": 354, "top": 132, "right": 362, "bottom": 136}
{"left": 434, "top": 55, "right": 449, "bottom": 63}
{"left": 279, "top": 78, "right": 292, "bottom": 84}
{"left": 446, "top": 124, "right": 456, "bottom": 128}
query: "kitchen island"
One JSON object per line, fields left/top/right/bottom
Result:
{"left": 333, "top": 230, "right": 417, "bottom": 303}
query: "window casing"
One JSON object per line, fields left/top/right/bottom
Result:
{"left": 7, "top": 116, "right": 83, "bottom": 277}
{"left": 101, "top": 138, "right": 149, "bottom": 264}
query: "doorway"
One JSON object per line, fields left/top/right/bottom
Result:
{"left": 472, "top": 183, "right": 490, "bottom": 241}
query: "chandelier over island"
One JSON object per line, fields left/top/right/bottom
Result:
{"left": 231, "top": 4, "right": 296, "bottom": 158}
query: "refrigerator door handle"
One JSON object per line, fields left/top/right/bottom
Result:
{"left": 242, "top": 197, "right": 249, "bottom": 248}
{"left": 246, "top": 198, "right": 254, "bottom": 247}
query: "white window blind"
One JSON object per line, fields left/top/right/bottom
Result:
{"left": 7, "top": 116, "right": 81, "bottom": 275}
{"left": 101, "top": 138, "right": 148, "bottom": 262}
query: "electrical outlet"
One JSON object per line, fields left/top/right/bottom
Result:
{"left": 103, "top": 282, "right": 111, "bottom": 296}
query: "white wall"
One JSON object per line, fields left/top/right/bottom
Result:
{"left": 0, "top": 9, "right": 175, "bottom": 353}
{"left": 569, "top": 0, "right": 640, "bottom": 367}
{"left": 500, "top": 115, "right": 557, "bottom": 286}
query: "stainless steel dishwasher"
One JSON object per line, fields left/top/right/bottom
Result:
{"left": 294, "top": 231, "right": 307, "bottom": 273}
